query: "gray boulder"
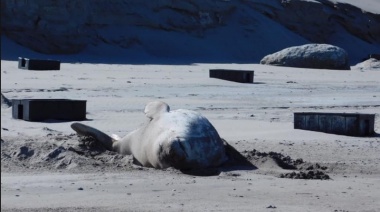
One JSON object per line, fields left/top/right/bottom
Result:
{"left": 353, "top": 58, "right": 380, "bottom": 71}
{"left": 260, "top": 44, "right": 350, "bottom": 70}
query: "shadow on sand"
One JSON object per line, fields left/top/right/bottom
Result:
{"left": 1, "top": 35, "right": 259, "bottom": 65}
{"left": 180, "top": 141, "right": 257, "bottom": 176}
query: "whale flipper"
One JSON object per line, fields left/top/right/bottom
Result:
{"left": 71, "top": 122, "right": 114, "bottom": 151}
{"left": 144, "top": 101, "right": 170, "bottom": 119}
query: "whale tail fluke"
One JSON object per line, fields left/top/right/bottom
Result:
{"left": 71, "top": 122, "right": 114, "bottom": 151}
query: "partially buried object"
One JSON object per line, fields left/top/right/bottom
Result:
{"left": 71, "top": 101, "right": 247, "bottom": 171}
{"left": 209, "top": 69, "right": 254, "bottom": 83}
{"left": 12, "top": 99, "right": 86, "bottom": 121}
{"left": 18, "top": 57, "right": 60, "bottom": 70}
{"left": 294, "top": 112, "right": 375, "bottom": 136}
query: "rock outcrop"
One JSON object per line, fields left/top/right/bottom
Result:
{"left": 1, "top": 0, "right": 237, "bottom": 55}
{"left": 254, "top": 0, "right": 380, "bottom": 45}
{"left": 352, "top": 58, "right": 380, "bottom": 71}
{"left": 260, "top": 44, "right": 350, "bottom": 70}
{"left": 1, "top": 0, "right": 379, "bottom": 64}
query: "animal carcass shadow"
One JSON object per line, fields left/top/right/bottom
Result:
{"left": 179, "top": 141, "right": 257, "bottom": 176}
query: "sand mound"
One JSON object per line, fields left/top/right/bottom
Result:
{"left": 1, "top": 133, "right": 331, "bottom": 179}
{"left": 1, "top": 133, "right": 136, "bottom": 173}
{"left": 1, "top": 93, "right": 12, "bottom": 108}
{"left": 243, "top": 149, "right": 330, "bottom": 180}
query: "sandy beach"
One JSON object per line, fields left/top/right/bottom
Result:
{"left": 1, "top": 59, "right": 380, "bottom": 211}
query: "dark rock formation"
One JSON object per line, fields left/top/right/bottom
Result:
{"left": 256, "top": 0, "right": 380, "bottom": 45}
{"left": 1, "top": 0, "right": 379, "bottom": 64}
{"left": 260, "top": 44, "right": 350, "bottom": 70}
{"left": 1, "top": 0, "right": 237, "bottom": 55}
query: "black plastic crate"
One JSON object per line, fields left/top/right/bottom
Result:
{"left": 294, "top": 112, "right": 375, "bottom": 136}
{"left": 12, "top": 99, "right": 86, "bottom": 121}
{"left": 18, "top": 57, "right": 60, "bottom": 70}
{"left": 209, "top": 69, "right": 254, "bottom": 83}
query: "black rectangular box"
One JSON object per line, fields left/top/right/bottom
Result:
{"left": 12, "top": 99, "right": 86, "bottom": 121}
{"left": 294, "top": 112, "right": 375, "bottom": 136}
{"left": 209, "top": 69, "right": 254, "bottom": 83}
{"left": 18, "top": 57, "right": 60, "bottom": 70}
